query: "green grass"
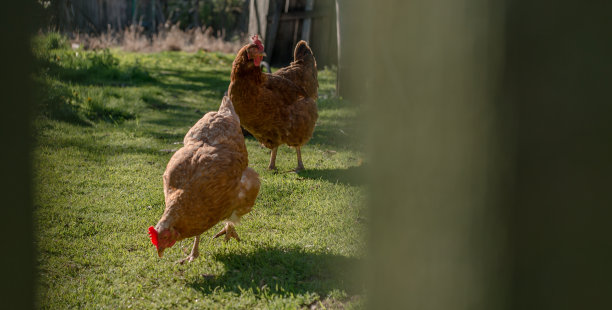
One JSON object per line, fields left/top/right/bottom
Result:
{"left": 33, "top": 34, "right": 366, "bottom": 309}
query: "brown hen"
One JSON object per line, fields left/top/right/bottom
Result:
{"left": 228, "top": 35, "right": 318, "bottom": 172}
{"left": 148, "top": 96, "right": 260, "bottom": 263}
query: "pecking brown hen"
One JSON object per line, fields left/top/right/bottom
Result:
{"left": 228, "top": 35, "right": 318, "bottom": 172}
{"left": 148, "top": 96, "right": 260, "bottom": 263}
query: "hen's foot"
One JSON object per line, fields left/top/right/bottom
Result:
{"left": 213, "top": 223, "right": 241, "bottom": 242}
{"left": 295, "top": 147, "right": 305, "bottom": 172}
{"left": 268, "top": 147, "right": 278, "bottom": 170}
{"left": 178, "top": 252, "right": 199, "bottom": 264}
{"left": 177, "top": 235, "right": 200, "bottom": 264}
{"left": 293, "top": 164, "right": 305, "bottom": 173}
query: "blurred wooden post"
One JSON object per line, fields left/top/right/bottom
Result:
{"left": 301, "top": 0, "right": 315, "bottom": 42}
{"left": 362, "top": 0, "right": 612, "bottom": 308}
{"left": 249, "top": 0, "right": 268, "bottom": 38}
{"left": 151, "top": 0, "right": 156, "bottom": 31}
{"left": 362, "top": 0, "right": 509, "bottom": 308}
{"left": 236, "top": 0, "right": 251, "bottom": 37}
{"left": 0, "top": 2, "right": 35, "bottom": 308}
{"left": 156, "top": 0, "right": 166, "bottom": 24}
{"left": 194, "top": 0, "right": 200, "bottom": 27}
{"left": 265, "top": 0, "right": 282, "bottom": 61}
{"left": 132, "top": 0, "right": 138, "bottom": 25}
{"left": 335, "top": 0, "right": 342, "bottom": 97}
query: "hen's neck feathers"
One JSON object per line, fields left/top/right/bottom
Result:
{"left": 231, "top": 46, "right": 264, "bottom": 84}
{"left": 155, "top": 212, "right": 175, "bottom": 233}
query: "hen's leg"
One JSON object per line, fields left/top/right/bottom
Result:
{"left": 268, "top": 147, "right": 278, "bottom": 170}
{"left": 213, "top": 222, "right": 241, "bottom": 242}
{"left": 178, "top": 235, "right": 200, "bottom": 264}
{"left": 295, "top": 146, "right": 305, "bottom": 172}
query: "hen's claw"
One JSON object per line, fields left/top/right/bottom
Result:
{"left": 178, "top": 253, "right": 199, "bottom": 264}
{"left": 213, "top": 223, "right": 241, "bottom": 242}
{"left": 177, "top": 235, "right": 200, "bottom": 264}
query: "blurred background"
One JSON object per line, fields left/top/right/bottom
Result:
{"left": 3, "top": 0, "right": 612, "bottom": 309}
{"left": 34, "top": 0, "right": 339, "bottom": 67}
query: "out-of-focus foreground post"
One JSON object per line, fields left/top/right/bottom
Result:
{"left": 352, "top": 0, "right": 612, "bottom": 309}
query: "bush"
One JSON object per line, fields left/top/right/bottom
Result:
{"left": 35, "top": 39, "right": 153, "bottom": 83}
{"left": 33, "top": 33, "right": 141, "bottom": 125}
{"left": 82, "top": 97, "right": 135, "bottom": 123}
{"left": 34, "top": 77, "right": 89, "bottom": 125}
{"left": 40, "top": 31, "right": 69, "bottom": 50}
{"left": 87, "top": 49, "right": 118, "bottom": 68}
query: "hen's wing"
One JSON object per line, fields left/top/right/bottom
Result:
{"left": 263, "top": 74, "right": 309, "bottom": 99}
{"left": 273, "top": 41, "right": 318, "bottom": 98}
{"left": 274, "top": 66, "right": 318, "bottom": 99}
{"left": 273, "top": 65, "right": 305, "bottom": 84}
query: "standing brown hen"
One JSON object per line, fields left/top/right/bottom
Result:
{"left": 148, "top": 96, "right": 260, "bottom": 263}
{"left": 228, "top": 35, "right": 318, "bottom": 172}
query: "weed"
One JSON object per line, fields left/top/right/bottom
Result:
{"left": 71, "top": 23, "right": 243, "bottom": 54}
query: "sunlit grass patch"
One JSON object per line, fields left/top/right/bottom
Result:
{"left": 34, "top": 33, "right": 366, "bottom": 309}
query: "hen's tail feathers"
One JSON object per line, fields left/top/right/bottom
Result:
{"left": 219, "top": 96, "right": 240, "bottom": 123}
{"left": 294, "top": 40, "right": 315, "bottom": 64}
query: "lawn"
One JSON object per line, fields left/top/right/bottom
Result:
{"left": 33, "top": 34, "right": 366, "bottom": 309}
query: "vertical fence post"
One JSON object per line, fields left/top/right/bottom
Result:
{"left": 335, "top": 0, "right": 341, "bottom": 97}
{"left": 301, "top": 0, "right": 314, "bottom": 42}
{"left": 151, "top": 0, "right": 156, "bottom": 31}
{"left": 132, "top": 0, "right": 138, "bottom": 25}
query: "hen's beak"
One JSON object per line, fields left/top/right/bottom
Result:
{"left": 157, "top": 247, "right": 165, "bottom": 258}
{"left": 259, "top": 52, "right": 267, "bottom": 57}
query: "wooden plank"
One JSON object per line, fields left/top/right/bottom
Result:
{"left": 248, "top": 0, "right": 269, "bottom": 39}
{"left": 265, "top": 0, "right": 282, "bottom": 61}
{"left": 301, "top": 0, "right": 315, "bottom": 42}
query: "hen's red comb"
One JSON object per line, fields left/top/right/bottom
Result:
{"left": 148, "top": 226, "right": 158, "bottom": 248}
{"left": 251, "top": 34, "right": 264, "bottom": 51}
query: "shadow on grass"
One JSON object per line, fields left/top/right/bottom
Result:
{"left": 41, "top": 135, "right": 164, "bottom": 160}
{"left": 146, "top": 110, "right": 203, "bottom": 129}
{"left": 189, "top": 247, "right": 362, "bottom": 298}
{"left": 147, "top": 67, "right": 230, "bottom": 96}
{"left": 309, "top": 126, "right": 356, "bottom": 150}
{"left": 145, "top": 130, "right": 186, "bottom": 143}
{"left": 298, "top": 165, "right": 367, "bottom": 187}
